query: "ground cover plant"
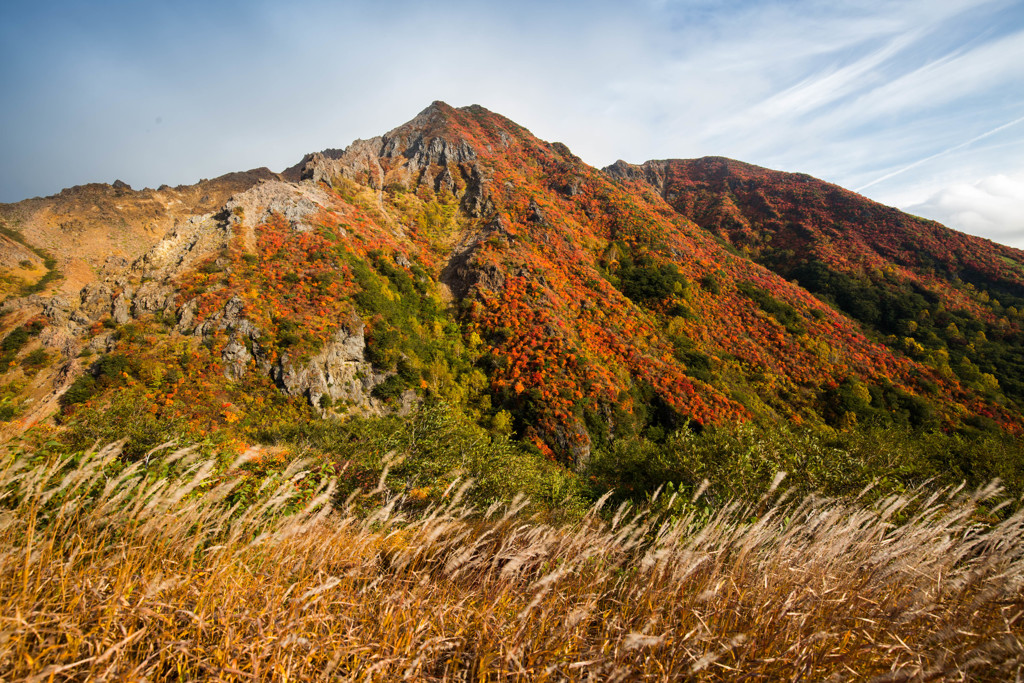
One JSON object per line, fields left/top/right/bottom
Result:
{"left": 2, "top": 441, "right": 1024, "bottom": 680}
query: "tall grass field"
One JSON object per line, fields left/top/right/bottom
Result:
{"left": 2, "top": 442, "right": 1024, "bottom": 680}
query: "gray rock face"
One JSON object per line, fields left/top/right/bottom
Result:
{"left": 270, "top": 321, "right": 381, "bottom": 411}
{"left": 111, "top": 293, "right": 132, "bottom": 325}
{"left": 131, "top": 281, "right": 176, "bottom": 317}
{"left": 555, "top": 176, "right": 584, "bottom": 197}
{"left": 459, "top": 166, "right": 494, "bottom": 217}
{"left": 551, "top": 418, "right": 592, "bottom": 470}
{"left": 528, "top": 198, "right": 546, "bottom": 223}
{"left": 42, "top": 296, "right": 73, "bottom": 326}
{"left": 441, "top": 215, "right": 510, "bottom": 300}
{"left": 292, "top": 103, "right": 490, "bottom": 212}
{"left": 194, "top": 295, "right": 247, "bottom": 337}
{"left": 101, "top": 256, "right": 130, "bottom": 277}
{"left": 603, "top": 159, "right": 671, "bottom": 198}
{"left": 190, "top": 296, "right": 267, "bottom": 380}
{"left": 223, "top": 180, "right": 330, "bottom": 236}
{"left": 78, "top": 283, "right": 112, "bottom": 321}
{"left": 87, "top": 332, "right": 117, "bottom": 353}
{"left": 176, "top": 299, "right": 198, "bottom": 332}
{"left": 136, "top": 214, "right": 229, "bottom": 279}
{"left": 221, "top": 338, "right": 254, "bottom": 382}
{"left": 62, "top": 277, "right": 166, "bottom": 329}
{"left": 38, "top": 324, "right": 80, "bottom": 361}
{"left": 396, "top": 133, "right": 478, "bottom": 172}
{"left": 296, "top": 152, "right": 349, "bottom": 186}
{"left": 179, "top": 294, "right": 382, "bottom": 412}
{"left": 602, "top": 159, "right": 644, "bottom": 182}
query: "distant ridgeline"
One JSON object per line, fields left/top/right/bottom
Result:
{"left": 2, "top": 101, "right": 1024, "bottom": 505}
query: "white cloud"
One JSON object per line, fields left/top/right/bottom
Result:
{"left": 905, "top": 173, "right": 1024, "bottom": 247}
{"left": 2, "top": 0, "right": 1022, "bottom": 255}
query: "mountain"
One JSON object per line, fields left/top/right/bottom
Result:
{"left": 1, "top": 101, "right": 1022, "bottom": 464}
{"left": 612, "top": 157, "right": 1024, "bottom": 408}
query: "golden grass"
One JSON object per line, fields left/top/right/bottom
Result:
{"left": 2, "top": 443, "right": 1024, "bottom": 680}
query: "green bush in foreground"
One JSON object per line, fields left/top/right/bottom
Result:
{"left": 253, "top": 400, "right": 588, "bottom": 518}
{"left": 39, "top": 375, "right": 1024, "bottom": 521}
{"left": 584, "top": 421, "right": 1024, "bottom": 509}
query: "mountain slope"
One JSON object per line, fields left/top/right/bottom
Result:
{"left": 0, "top": 102, "right": 1020, "bottom": 462}
{"left": 617, "top": 157, "right": 1024, "bottom": 413}
{"left": 0, "top": 169, "right": 279, "bottom": 293}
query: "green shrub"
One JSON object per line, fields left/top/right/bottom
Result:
{"left": 585, "top": 421, "right": 1024, "bottom": 508}
{"left": 21, "top": 348, "right": 50, "bottom": 371}
{"left": 1, "top": 323, "right": 45, "bottom": 366}
{"left": 617, "top": 255, "right": 688, "bottom": 304}
{"left": 254, "top": 401, "right": 588, "bottom": 517}
{"left": 737, "top": 282, "right": 805, "bottom": 334}
{"left": 57, "top": 386, "right": 196, "bottom": 460}
{"left": 59, "top": 375, "right": 97, "bottom": 407}
{"left": 1, "top": 327, "right": 30, "bottom": 356}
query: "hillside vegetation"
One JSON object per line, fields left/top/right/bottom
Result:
{"left": 0, "top": 102, "right": 1022, "bottom": 490}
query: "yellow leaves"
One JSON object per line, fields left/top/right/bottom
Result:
{"left": 980, "top": 373, "right": 1000, "bottom": 393}
{"left": 902, "top": 337, "right": 926, "bottom": 358}
{"left": 490, "top": 410, "right": 513, "bottom": 434}
{"left": 408, "top": 487, "right": 430, "bottom": 501}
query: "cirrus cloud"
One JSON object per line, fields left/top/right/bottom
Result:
{"left": 0, "top": 0, "right": 1021, "bottom": 248}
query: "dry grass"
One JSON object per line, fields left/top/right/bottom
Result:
{"left": 2, "top": 443, "right": 1024, "bottom": 681}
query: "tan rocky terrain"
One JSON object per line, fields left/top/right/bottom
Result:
{"left": 0, "top": 233, "right": 46, "bottom": 297}
{"left": 0, "top": 169, "right": 279, "bottom": 293}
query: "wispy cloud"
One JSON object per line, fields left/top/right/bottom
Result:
{"left": 0, "top": 0, "right": 1021, "bottom": 245}
{"left": 856, "top": 114, "right": 1024, "bottom": 192}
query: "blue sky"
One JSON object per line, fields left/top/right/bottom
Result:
{"left": 2, "top": 0, "right": 1023, "bottom": 245}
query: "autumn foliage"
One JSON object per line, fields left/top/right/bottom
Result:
{"left": 3, "top": 101, "right": 1024, "bottom": 460}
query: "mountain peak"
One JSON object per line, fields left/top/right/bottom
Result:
{"left": 387, "top": 101, "right": 526, "bottom": 146}
{"left": 399, "top": 100, "right": 459, "bottom": 131}
{"left": 3, "top": 100, "right": 1024, "bottom": 464}
{"left": 417, "top": 99, "right": 458, "bottom": 117}
{"left": 283, "top": 101, "right": 538, "bottom": 201}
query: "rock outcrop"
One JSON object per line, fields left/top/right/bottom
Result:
{"left": 270, "top": 321, "right": 382, "bottom": 412}
{"left": 223, "top": 180, "right": 332, "bottom": 239}
{"left": 285, "top": 102, "right": 493, "bottom": 213}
